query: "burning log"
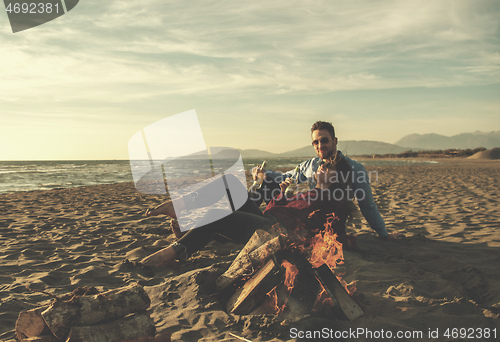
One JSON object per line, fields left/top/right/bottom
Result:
{"left": 40, "top": 284, "right": 151, "bottom": 340}
{"left": 248, "top": 283, "right": 292, "bottom": 315}
{"left": 313, "top": 264, "right": 363, "bottom": 321}
{"left": 66, "top": 313, "right": 155, "bottom": 342}
{"left": 226, "top": 258, "right": 282, "bottom": 314}
{"left": 216, "top": 235, "right": 282, "bottom": 291}
{"left": 15, "top": 307, "right": 50, "bottom": 341}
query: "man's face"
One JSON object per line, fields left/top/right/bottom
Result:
{"left": 311, "top": 129, "right": 337, "bottom": 160}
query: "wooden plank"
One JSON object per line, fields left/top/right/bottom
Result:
{"left": 226, "top": 258, "right": 282, "bottom": 314}
{"left": 313, "top": 264, "right": 363, "bottom": 321}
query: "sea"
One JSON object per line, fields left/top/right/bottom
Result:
{"left": 0, "top": 158, "right": 438, "bottom": 194}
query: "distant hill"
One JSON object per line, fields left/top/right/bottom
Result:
{"left": 337, "top": 140, "right": 407, "bottom": 156}
{"left": 237, "top": 131, "right": 500, "bottom": 159}
{"left": 395, "top": 131, "right": 500, "bottom": 150}
{"left": 239, "top": 149, "right": 279, "bottom": 159}
{"left": 240, "top": 140, "right": 407, "bottom": 158}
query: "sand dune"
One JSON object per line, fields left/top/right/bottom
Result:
{"left": 0, "top": 160, "right": 499, "bottom": 341}
{"left": 468, "top": 147, "right": 500, "bottom": 160}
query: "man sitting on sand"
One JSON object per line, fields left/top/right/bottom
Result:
{"left": 140, "top": 120, "right": 402, "bottom": 267}
{"left": 251, "top": 120, "right": 403, "bottom": 241}
{"left": 141, "top": 163, "right": 353, "bottom": 268}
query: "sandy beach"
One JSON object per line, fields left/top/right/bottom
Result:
{"left": 1, "top": 160, "right": 499, "bottom": 341}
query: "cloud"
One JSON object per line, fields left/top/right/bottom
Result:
{"left": 0, "top": 0, "right": 499, "bottom": 105}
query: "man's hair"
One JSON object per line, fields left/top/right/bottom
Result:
{"left": 311, "top": 121, "right": 335, "bottom": 139}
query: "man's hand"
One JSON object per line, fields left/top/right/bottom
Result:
{"left": 314, "top": 164, "right": 336, "bottom": 190}
{"left": 251, "top": 165, "right": 265, "bottom": 181}
{"left": 279, "top": 179, "right": 291, "bottom": 192}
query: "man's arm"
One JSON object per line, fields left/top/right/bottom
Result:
{"left": 348, "top": 159, "right": 389, "bottom": 238}
{"left": 263, "top": 158, "right": 318, "bottom": 185}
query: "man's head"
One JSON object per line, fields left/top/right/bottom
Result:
{"left": 311, "top": 121, "right": 337, "bottom": 160}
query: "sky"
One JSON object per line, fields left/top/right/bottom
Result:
{"left": 0, "top": 0, "right": 499, "bottom": 160}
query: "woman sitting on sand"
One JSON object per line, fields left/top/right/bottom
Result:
{"left": 141, "top": 164, "right": 354, "bottom": 268}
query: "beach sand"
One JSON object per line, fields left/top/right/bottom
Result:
{"left": 1, "top": 160, "right": 499, "bottom": 341}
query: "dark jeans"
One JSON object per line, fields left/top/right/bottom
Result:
{"left": 175, "top": 175, "right": 278, "bottom": 257}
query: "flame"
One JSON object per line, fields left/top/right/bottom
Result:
{"left": 308, "top": 213, "right": 356, "bottom": 298}
{"left": 260, "top": 260, "right": 299, "bottom": 314}
{"left": 308, "top": 213, "right": 344, "bottom": 269}
{"left": 282, "top": 260, "right": 299, "bottom": 292}
{"left": 312, "top": 282, "right": 334, "bottom": 311}
{"left": 266, "top": 286, "right": 279, "bottom": 313}
{"left": 249, "top": 213, "right": 357, "bottom": 315}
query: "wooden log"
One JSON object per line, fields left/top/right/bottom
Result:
{"left": 226, "top": 258, "right": 282, "bottom": 314}
{"left": 216, "top": 235, "right": 282, "bottom": 291}
{"left": 41, "top": 284, "right": 151, "bottom": 340}
{"left": 313, "top": 264, "right": 363, "bottom": 321}
{"left": 66, "top": 313, "right": 155, "bottom": 342}
{"left": 216, "top": 229, "right": 271, "bottom": 291}
{"left": 273, "top": 251, "right": 322, "bottom": 316}
{"left": 15, "top": 307, "right": 49, "bottom": 341}
{"left": 235, "top": 229, "right": 272, "bottom": 260}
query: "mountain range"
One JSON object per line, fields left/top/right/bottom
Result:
{"left": 239, "top": 131, "right": 500, "bottom": 158}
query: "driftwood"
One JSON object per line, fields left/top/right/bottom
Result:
{"left": 15, "top": 307, "right": 49, "bottom": 341}
{"left": 216, "top": 235, "right": 282, "bottom": 291}
{"left": 313, "top": 264, "right": 363, "bottom": 321}
{"left": 66, "top": 313, "right": 155, "bottom": 342}
{"left": 226, "top": 258, "right": 282, "bottom": 314}
{"left": 41, "top": 284, "right": 151, "bottom": 340}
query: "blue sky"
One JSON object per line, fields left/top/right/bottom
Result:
{"left": 1, "top": 0, "right": 499, "bottom": 160}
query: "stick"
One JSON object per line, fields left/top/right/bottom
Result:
{"left": 228, "top": 333, "right": 254, "bottom": 342}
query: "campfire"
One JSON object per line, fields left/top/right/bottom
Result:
{"left": 217, "top": 213, "right": 363, "bottom": 320}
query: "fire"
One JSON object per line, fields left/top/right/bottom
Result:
{"left": 313, "top": 284, "right": 334, "bottom": 311}
{"left": 308, "top": 213, "right": 357, "bottom": 298}
{"left": 282, "top": 260, "right": 299, "bottom": 292}
{"left": 308, "top": 214, "right": 344, "bottom": 269}
{"left": 254, "top": 213, "right": 356, "bottom": 315}
{"left": 260, "top": 260, "right": 299, "bottom": 314}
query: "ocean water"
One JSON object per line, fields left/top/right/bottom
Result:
{"left": 0, "top": 158, "right": 437, "bottom": 194}
{"left": 0, "top": 160, "right": 133, "bottom": 194}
